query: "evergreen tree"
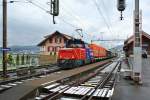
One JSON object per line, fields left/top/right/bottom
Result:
{"left": 16, "top": 54, "right": 20, "bottom": 65}
{"left": 21, "top": 54, "right": 25, "bottom": 65}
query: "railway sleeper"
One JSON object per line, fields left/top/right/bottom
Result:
{"left": 61, "top": 87, "right": 114, "bottom": 100}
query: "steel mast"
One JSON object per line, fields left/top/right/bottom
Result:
{"left": 133, "top": 0, "right": 142, "bottom": 83}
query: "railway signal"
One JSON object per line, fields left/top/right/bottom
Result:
{"left": 117, "top": 0, "right": 126, "bottom": 20}
{"left": 50, "top": 0, "right": 59, "bottom": 24}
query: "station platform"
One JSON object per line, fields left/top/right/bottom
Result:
{"left": 112, "top": 57, "right": 150, "bottom": 100}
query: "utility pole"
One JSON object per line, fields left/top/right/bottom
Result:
{"left": 133, "top": 0, "right": 142, "bottom": 83}
{"left": 2, "top": 0, "right": 8, "bottom": 78}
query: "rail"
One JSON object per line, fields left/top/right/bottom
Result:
{"left": 0, "top": 65, "right": 60, "bottom": 93}
{"left": 35, "top": 59, "right": 120, "bottom": 100}
{"left": 81, "top": 60, "right": 120, "bottom": 100}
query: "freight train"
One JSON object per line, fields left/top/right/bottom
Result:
{"left": 57, "top": 39, "right": 114, "bottom": 69}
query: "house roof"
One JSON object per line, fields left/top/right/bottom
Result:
{"left": 124, "top": 31, "right": 150, "bottom": 46}
{"left": 37, "top": 31, "right": 75, "bottom": 46}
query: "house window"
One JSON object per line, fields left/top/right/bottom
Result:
{"left": 55, "top": 38, "right": 57, "bottom": 43}
{"left": 55, "top": 47, "right": 57, "bottom": 52}
{"left": 47, "top": 46, "right": 53, "bottom": 52}
{"left": 55, "top": 37, "right": 62, "bottom": 44}
{"left": 51, "top": 47, "right": 58, "bottom": 52}
{"left": 58, "top": 38, "right": 62, "bottom": 43}
{"left": 64, "top": 39, "right": 67, "bottom": 43}
{"left": 56, "top": 46, "right": 61, "bottom": 52}
{"left": 48, "top": 47, "right": 50, "bottom": 52}
{"left": 52, "top": 47, "right": 55, "bottom": 52}
{"left": 49, "top": 39, "right": 52, "bottom": 43}
{"left": 48, "top": 46, "right": 52, "bottom": 52}
{"left": 43, "top": 46, "right": 46, "bottom": 51}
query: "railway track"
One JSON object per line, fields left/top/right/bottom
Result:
{"left": 35, "top": 59, "right": 121, "bottom": 100}
{"left": 0, "top": 65, "right": 61, "bottom": 93}
{"left": 0, "top": 63, "right": 57, "bottom": 76}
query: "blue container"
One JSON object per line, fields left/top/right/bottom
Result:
{"left": 85, "top": 48, "right": 94, "bottom": 60}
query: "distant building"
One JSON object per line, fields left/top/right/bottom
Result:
{"left": 37, "top": 31, "right": 74, "bottom": 55}
{"left": 123, "top": 31, "right": 150, "bottom": 57}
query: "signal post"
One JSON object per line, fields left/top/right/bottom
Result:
{"left": 133, "top": 0, "right": 142, "bottom": 83}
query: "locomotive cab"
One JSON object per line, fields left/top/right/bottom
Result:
{"left": 66, "top": 39, "right": 86, "bottom": 48}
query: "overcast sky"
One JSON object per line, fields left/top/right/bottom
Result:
{"left": 0, "top": 0, "right": 150, "bottom": 48}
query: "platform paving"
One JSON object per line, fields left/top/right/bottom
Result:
{"left": 112, "top": 58, "right": 150, "bottom": 100}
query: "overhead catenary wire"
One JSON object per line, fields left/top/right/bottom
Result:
{"left": 100, "top": 0, "right": 114, "bottom": 30}
{"left": 18, "top": 0, "right": 83, "bottom": 41}
{"left": 60, "top": 2, "right": 92, "bottom": 39}
{"left": 100, "top": 0, "right": 124, "bottom": 41}
{"left": 58, "top": 17, "right": 80, "bottom": 29}
{"left": 61, "top": 1, "right": 103, "bottom": 42}
{"left": 24, "top": 0, "right": 83, "bottom": 39}
{"left": 2, "top": 0, "right": 81, "bottom": 42}
{"left": 7, "top": 0, "right": 105, "bottom": 41}
{"left": 92, "top": 0, "right": 113, "bottom": 34}
{"left": 7, "top": 0, "right": 115, "bottom": 43}
{"left": 24, "top": 0, "right": 80, "bottom": 29}
{"left": 61, "top": 1, "right": 89, "bottom": 29}
{"left": 26, "top": 0, "right": 48, "bottom": 11}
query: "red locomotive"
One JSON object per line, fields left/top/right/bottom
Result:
{"left": 57, "top": 39, "right": 113, "bottom": 69}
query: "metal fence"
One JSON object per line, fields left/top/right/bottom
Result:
{"left": 0, "top": 53, "right": 40, "bottom": 71}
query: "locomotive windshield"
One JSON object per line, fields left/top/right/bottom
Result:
{"left": 66, "top": 39, "right": 86, "bottom": 48}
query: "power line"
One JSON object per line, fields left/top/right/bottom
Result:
{"left": 100, "top": 0, "right": 121, "bottom": 40}
{"left": 61, "top": 1, "right": 99, "bottom": 41}
{"left": 58, "top": 17, "right": 79, "bottom": 29}
{"left": 100, "top": 0, "right": 113, "bottom": 28}
{"left": 60, "top": 2, "right": 91, "bottom": 39}
{"left": 7, "top": 0, "right": 105, "bottom": 42}
{"left": 3, "top": 0, "right": 80, "bottom": 38}
{"left": 24, "top": 0, "right": 80, "bottom": 29}
{"left": 26, "top": 0, "right": 79, "bottom": 28}
{"left": 26, "top": 0, "right": 48, "bottom": 11}
{"left": 92, "top": 0, "right": 113, "bottom": 34}
{"left": 61, "top": 2, "right": 87, "bottom": 28}
{"left": 61, "top": 3, "right": 84, "bottom": 28}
